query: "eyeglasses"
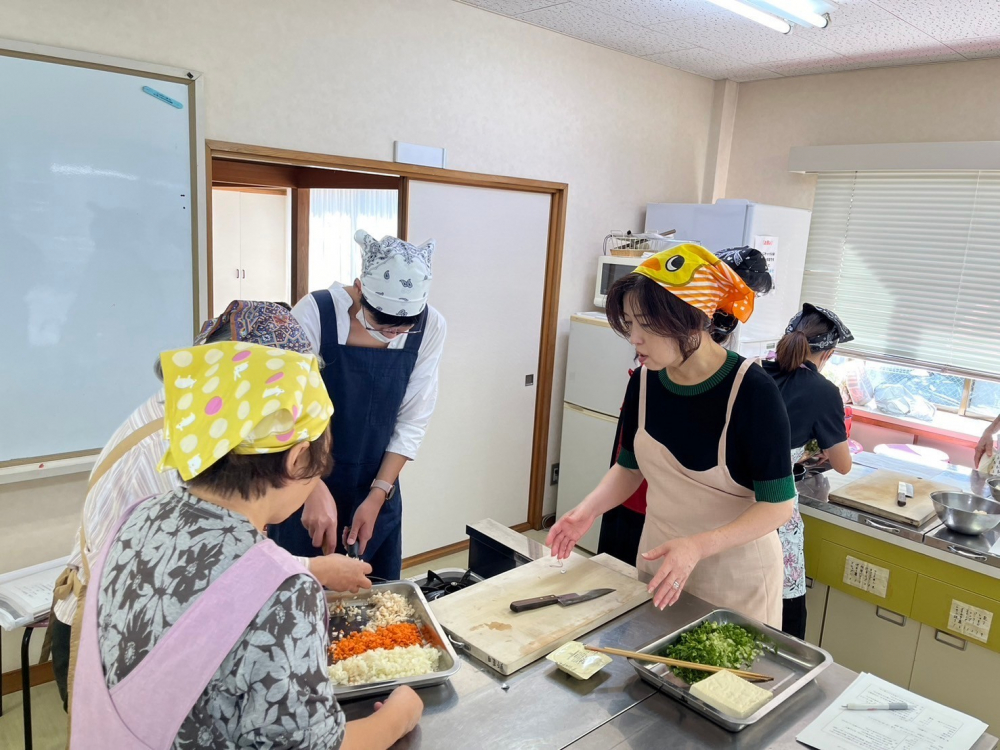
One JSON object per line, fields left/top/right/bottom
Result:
{"left": 360, "top": 309, "right": 422, "bottom": 337}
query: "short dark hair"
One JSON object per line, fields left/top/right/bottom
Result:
{"left": 187, "top": 426, "right": 333, "bottom": 500}
{"left": 361, "top": 295, "right": 421, "bottom": 328}
{"left": 606, "top": 274, "right": 709, "bottom": 361}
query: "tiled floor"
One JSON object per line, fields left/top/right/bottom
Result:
{"left": 0, "top": 529, "right": 557, "bottom": 750}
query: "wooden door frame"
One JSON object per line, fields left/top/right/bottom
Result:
{"left": 207, "top": 141, "right": 568, "bottom": 531}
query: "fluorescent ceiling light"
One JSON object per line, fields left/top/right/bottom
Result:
{"left": 753, "top": 0, "right": 830, "bottom": 28}
{"left": 705, "top": 0, "right": 791, "bottom": 34}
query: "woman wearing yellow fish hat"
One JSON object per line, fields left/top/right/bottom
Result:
{"left": 548, "top": 244, "right": 795, "bottom": 627}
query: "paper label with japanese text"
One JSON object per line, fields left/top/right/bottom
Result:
{"left": 843, "top": 556, "right": 889, "bottom": 598}
{"left": 949, "top": 599, "right": 993, "bottom": 644}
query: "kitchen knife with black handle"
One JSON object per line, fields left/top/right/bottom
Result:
{"left": 509, "top": 588, "right": 615, "bottom": 613}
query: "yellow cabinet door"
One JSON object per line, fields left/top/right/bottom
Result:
{"left": 821, "top": 587, "right": 919, "bottom": 688}
{"left": 909, "top": 623, "right": 1000, "bottom": 735}
{"left": 805, "top": 578, "right": 829, "bottom": 646}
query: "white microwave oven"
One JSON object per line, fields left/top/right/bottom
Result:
{"left": 594, "top": 255, "right": 645, "bottom": 308}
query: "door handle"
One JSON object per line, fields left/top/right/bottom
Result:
{"left": 242, "top": 269, "right": 245, "bottom": 279}
{"left": 875, "top": 607, "right": 906, "bottom": 626}
{"left": 934, "top": 629, "right": 968, "bottom": 651}
{"left": 947, "top": 545, "right": 988, "bottom": 562}
{"left": 805, "top": 576, "right": 814, "bottom": 590}
{"left": 235, "top": 268, "right": 239, "bottom": 278}
{"left": 864, "top": 518, "right": 901, "bottom": 534}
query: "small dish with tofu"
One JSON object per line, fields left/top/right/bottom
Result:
{"left": 628, "top": 609, "right": 833, "bottom": 732}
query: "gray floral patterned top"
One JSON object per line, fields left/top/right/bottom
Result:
{"left": 97, "top": 488, "right": 345, "bottom": 749}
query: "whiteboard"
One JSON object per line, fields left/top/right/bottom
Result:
{"left": 0, "top": 53, "right": 197, "bottom": 462}
{"left": 404, "top": 182, "right": 550, "bottom": 554}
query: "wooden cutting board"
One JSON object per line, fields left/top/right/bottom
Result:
{"left": 829, "top": 469, "right": 954, "bottom": 526}
{"left": 429, "top": 554, "right": 650, "bottom": 675}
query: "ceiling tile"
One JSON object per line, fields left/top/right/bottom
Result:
{"left": 570, "top": 0, "right": 725, "bottom": 27}
{"left": 869, "top": 0, "right": 1000, "bottom": 41}
{"left": 648, "top": 47, "right": 784, "bottom": 80}
{"left": 821, "top": 0, "right": 899, "bottom": 27}
{"left": 651, "top": 12, "right": 844, "bottom": 63}
{"left": 947, "top": 36, "right": 1000, "bottom": 59}
{"left": 519, "top": 3, "right": 694, "bottom": 55}
{"left": 458, "top": 0, "right": 564, "bottom": 16}
{"left": 805, "top": 17, "right": 952, "bottom": 55}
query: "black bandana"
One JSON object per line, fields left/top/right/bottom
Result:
{"left": 786, "top": 303, "right": 854, "bottom": 351}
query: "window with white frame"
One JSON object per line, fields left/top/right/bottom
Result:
{"left": 308, "top": 189, "right": 399, "bottom": 290}
{"left": 802, "top": 171, "right": 1000, "bottom": 420}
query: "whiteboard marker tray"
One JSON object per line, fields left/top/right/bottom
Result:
{"left": 629, "top": 608, "right": 832, "bottom": 732}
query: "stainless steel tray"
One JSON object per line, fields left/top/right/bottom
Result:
{"left": 629, "top": 608, "right": 832, "bottom": 732}
{"left": 326, "top": 580, "right": 461, "bottom": 699}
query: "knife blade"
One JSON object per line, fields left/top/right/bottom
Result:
{"left": 509, "top": 588, "right": 615, "bottom": 613}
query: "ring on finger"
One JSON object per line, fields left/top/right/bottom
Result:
{"left": 671, "top": 580, "right": 681, "bottom": 590}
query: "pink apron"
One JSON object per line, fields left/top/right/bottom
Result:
{"left": 70, "top": 497, "right": 316, "bottom": 749}
{"left": 634, "top": 360, "right": 784, "bottom": 627}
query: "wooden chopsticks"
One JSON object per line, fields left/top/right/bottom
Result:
{"left": 585, "top": 645, "right": 773, "bottom": 683}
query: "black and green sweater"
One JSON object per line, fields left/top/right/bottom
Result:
{"left": 617, "top": 350, "right": 796, "bottom": 504}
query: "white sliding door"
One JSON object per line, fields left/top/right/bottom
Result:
{"left": 404, "top": 182, "right": 550, "bottom": 555}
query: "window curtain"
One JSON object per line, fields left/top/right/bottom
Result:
{"left": 801, "top": 171, "right": 1000, "bottom": 379}
{"left": 308, "top": 189, "right": 398, "bottom": 290}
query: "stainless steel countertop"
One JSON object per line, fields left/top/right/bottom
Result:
{"left": 797, "top": 453, "right": 1000, "bottom": 570}
{"left": 342, "top": 528, "right": 998, "bottom": 749}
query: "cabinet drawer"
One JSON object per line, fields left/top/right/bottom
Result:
{"left": 818, "top": 540, "right": 916, "bottom": 616}
{"left": 820, "top": 588, "right": 919, "bottom": 688}
{"left": 911, "top": 575, "right": 1000, "bottom": 655}
{"left": 910, "top": 623, "right": 1000, "bottom": 734}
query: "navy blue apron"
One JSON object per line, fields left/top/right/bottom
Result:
{"left": 268, "top": 290, "right": 425, "bottom": 580}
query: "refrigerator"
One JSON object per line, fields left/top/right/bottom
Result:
{"left": 644, "top": 199, "right": 813, "bottom": 358}
{"left": 556, "top": 313, "right": 637, "bottom": 553}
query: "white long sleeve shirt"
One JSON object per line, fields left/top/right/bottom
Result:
{"left": 291, "top": 283, "right": 445, "bottom": 460}
{"left": 53, "top": 392, "right": 179, "bottom": 625}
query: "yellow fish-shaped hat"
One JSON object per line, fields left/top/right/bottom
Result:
{"left": 632, "top": 243, "right": 755, "bottom": 323}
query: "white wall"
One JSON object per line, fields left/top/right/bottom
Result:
{"left": 0, "top": 0, "right": 716, "bottom": 672}
{"left": 725, "top": 57, "right": 1000, "bottom": 210}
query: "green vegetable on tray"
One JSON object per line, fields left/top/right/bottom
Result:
{"left": 804, "top": 439, "right": 820, "bottom": 456}
{"left": 661, "top": 621, "right": 771, "bottom": 684}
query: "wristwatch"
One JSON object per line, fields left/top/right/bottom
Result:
{"left": 371, "top": 479, "right": 396, "bottom": 501}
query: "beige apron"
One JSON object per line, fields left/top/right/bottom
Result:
{"left": 634, "top": 360, "right": 783, "bottom": 627}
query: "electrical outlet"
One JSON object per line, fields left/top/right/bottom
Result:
{"left": 550, "top": 463, "right": 560, "bottom": 486}
{"left": 525, "top": 374, "right": 534, "bottom": 387}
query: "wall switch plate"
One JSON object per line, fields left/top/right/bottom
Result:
{"left": 550, "top": 463, "right": 559, "bottom": 486}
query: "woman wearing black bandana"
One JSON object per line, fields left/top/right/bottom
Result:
{"left": 762, "top": 303, "right": 854, "bottom": 638}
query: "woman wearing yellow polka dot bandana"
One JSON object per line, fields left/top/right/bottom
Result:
{"left": 159, "top": 342, "right": 333, "bottom": 480}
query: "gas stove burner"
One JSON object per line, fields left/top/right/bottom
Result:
{"left": 418, "top": 568, "right": 481, "bottom": 600}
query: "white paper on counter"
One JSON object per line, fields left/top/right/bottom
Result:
{"left": 797, "top": 672, "right": 988, "bottom": 750}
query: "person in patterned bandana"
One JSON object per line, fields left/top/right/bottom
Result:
{"left": 548, "top": 245, "right": 795, "bottom": 628}
{"left": 278, "top": 231, "right": 446, "bottom": 580}
{"left": 70, "top": 343, "right": 424, "bottom": 750}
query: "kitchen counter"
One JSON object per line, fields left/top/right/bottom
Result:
{"left": 342, "top": 524, "right": 998, "bottom": 750}
{"left": 797, "top": 452, "right": 1000, "bottom": 576}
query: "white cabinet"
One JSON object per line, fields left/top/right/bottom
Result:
{"left": 820, "top": 587, "right": 920, "bottom": 688}
{"left": 804, "top": 578, "right": 828, "bottom": 646}
{"left": 211, "top": 189, "right": 290, "bottom": 315}
{"left": 909, "top": 623, "right": 1000, "bottom": 734}
{"left": 556, "top": 404, "right": 618, "bottom": 553}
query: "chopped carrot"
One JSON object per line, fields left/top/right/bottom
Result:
{"left": 331, "top": 623, "right": 423, "bottom": 662}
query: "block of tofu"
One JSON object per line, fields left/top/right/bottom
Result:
{"left": 688, "top": 670, "right": 774, "bottom": 719}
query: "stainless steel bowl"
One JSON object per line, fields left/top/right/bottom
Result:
{"left": 986, "top": 476, "right": 1000, "bottom": 499}
{"left": 930, "top": 491, "right": 1000, "bottom": 536}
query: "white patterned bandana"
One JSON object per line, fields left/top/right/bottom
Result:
{"left": 355, "top": 230, "right": 434, "bottom": 317}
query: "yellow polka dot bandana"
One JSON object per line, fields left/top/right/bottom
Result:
{"left": 631, "top": 244, "right": 756, "bottom": 324}
{"left": 158, "top": 342, "right": 334, "bottom": 480}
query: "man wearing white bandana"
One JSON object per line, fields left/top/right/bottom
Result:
{"left": 277, "top": 230, "right": 446, "bottom": 578}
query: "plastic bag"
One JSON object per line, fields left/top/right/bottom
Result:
{"left": 873, "top": 383, "right": 937, "bottom": 423}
